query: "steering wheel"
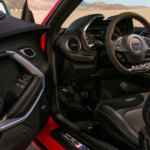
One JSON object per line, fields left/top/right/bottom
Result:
{"left": 105, "top": 12, "right": 150, "bottom": 75}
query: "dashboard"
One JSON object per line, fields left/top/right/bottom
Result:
{"left": 85, "top": 29, "right": 121, "bottom": 48}
{"left": 54, "top": 14, "right": 150, "bottom": 84}
{"left": 140, "top": 30, "right": 150, "bottom": 38}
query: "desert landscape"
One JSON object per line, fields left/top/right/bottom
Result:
{"left": 62, "top": 1, "right": 150, "bottom": 28}
{"left": 62, "top": 8, "right": 150, "bottom": 28}
{"left": 3, "top": 0, "right": 150, "bottom": 27}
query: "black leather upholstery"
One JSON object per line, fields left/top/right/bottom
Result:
{"left": 94, "top": 92, "right": 150, "bottom": 148}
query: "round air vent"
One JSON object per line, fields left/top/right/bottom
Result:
{"left": 67, "top": 37, "right": 81, "bottom": 53}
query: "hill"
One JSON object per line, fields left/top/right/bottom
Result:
{"left": 77, "top": 2, "right": 130, "bottom": 11}
{"left": 80, "top": 1, "right": 91, "bottom": 6}
{"left": 129, "top": 6, "right": 149, "bottom": 9}
{"left": 78, "top": 1, "right": 149, "bottom": 11}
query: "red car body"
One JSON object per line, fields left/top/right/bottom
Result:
{"left": 38, "top": 1, "right": 66, "bottom": 149}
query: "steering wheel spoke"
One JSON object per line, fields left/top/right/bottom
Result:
{"left": 114, "top": 37, "right": 123, "bottom": 51}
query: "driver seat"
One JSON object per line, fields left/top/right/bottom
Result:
{"left": 93, "top": 92, "right": 150, "bottom": 150}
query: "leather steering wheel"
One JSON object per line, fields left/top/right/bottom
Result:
{"left": 105, "top": 12, "right": 150, "bottom": 75}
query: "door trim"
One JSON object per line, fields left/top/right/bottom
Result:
{"left": 0, "top": 51, "right": 45, "bottom": 132}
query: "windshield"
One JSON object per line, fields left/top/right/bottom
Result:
{"left": 62, "top": 0, "right": 150, "bottom": 28}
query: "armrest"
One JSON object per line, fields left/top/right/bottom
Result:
{"left": 7, "top": 75, "right": 42, "bottom": 118}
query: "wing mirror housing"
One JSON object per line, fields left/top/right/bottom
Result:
{"left": 0, "top": 0, "right": 12, "bottom": 16}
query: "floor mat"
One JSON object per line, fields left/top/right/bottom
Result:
{"left": 97, "top": 78, "right": 131, "bottom": 101}
{"left": 74, "top": 119, "right": 94, "bottom": 133}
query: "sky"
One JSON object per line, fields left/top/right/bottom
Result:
{"left": 84, "top": 0, "right": 150, "bottom": 7}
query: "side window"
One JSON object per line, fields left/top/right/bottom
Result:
{"left": 0, "top": 0, "right": 23, "bottom": 19}
{"left": 28, "top": 0, "right": 58, "bottom": 24}
{"left": 0, "top": 0, "right": 59, "bottom": 24}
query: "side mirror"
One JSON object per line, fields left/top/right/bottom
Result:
{"left": 0, "top": 1, "right": 12, "bottom": 16}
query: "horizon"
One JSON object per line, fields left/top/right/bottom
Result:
{"left": 84, "top": 0, "right": 150, "bottom": 7}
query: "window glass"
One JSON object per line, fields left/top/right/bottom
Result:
{"left": 62, "top": 0, "right": 150, "bottom": 28}
{"left": 1, "top": 0, "right": 59, "bottom": 24}
{"left": 4, "top": 0, "right": 23, "bottom": 18}
{"left": 28, "top": 0, "right": 58, "bottom": 24}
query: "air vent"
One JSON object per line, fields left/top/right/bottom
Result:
{"left": 67, "top": 37, "right": 81, "bottom": 53}
{"left": 19, "top": 47, "right": 36, "bottom": 59}
{"left": 143, "top": 37, "right": 150, "bottom": 48}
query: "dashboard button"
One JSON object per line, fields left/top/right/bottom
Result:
{"left": 16, "top": 82, "right": 26, "bottom": 89}
{"left": 115, "top": 38, "right": 122, "bottom": 51}
{"left": 144, "top": 58, "right": 150, "bottom": 62}
{"left": 116, "top": 53, "right": 127, "bottom": 63}
{"left": 22, "top": 74, "right": 31, "bottom": 82}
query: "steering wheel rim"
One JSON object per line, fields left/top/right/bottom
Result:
{"left": 105, "top": 12, "right": 150, "bottom": 75}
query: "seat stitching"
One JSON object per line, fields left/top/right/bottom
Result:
{"left": 95, "top": 109, "right": 139, "bottom": 143}
{"left": 103, "top": 105, "right": 138, "bottom": 138}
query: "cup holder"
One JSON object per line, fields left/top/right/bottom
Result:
{"left": 19, "top": 48, "right": 36, "bottom": 59}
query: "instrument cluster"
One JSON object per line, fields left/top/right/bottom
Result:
{"left": 85, "top": 29, "right": 121, "bottom": 49}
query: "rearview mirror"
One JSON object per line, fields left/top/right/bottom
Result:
{"left": 0, "top": 1, "right": 12, "bottom": 16}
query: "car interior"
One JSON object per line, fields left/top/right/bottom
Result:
{"left": 52, "top": 11, "right": 150, "bottom": 150}
{"left": 0, "top": 0, "right": 150, "bottom": 149}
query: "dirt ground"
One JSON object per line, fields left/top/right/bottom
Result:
{"left": 11, "top": 8, "right": 150, "bottom": 27}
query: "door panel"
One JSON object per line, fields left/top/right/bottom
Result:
{"left": 0, "top": 12, "right": 51, "bottom": 150}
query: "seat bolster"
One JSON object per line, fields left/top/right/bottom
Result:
{"left": 94, "top": 105, "right": 139, "bottom": 146}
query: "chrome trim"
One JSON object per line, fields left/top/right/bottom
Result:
{"left": 128, "top": 64, "right": 149, "bottom": 72}
{"left": 83, "top": 15, "right": 104, "bottom": 49}
{"left": 114, "top": 37, "right": 123, "bottom": 51}
{"left": 130, "top": 37, "right": 143, "bottom": 53}
{"left": 19, "top": 47, "right": 36, "bottom": 59}
{"left": 66, "top": 36, "right": 81, "bottom": 53}
{"left": 0, "top": 51, "right": 45, "bottom": 132}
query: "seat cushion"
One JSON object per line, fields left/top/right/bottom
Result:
{"left": 94, "top": 92, "right": 150, "bottom": 147}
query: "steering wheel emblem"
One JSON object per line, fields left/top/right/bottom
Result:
{"left": 130, "top": 37, "right": 143, "bottom": 53}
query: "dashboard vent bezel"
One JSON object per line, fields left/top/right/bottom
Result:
{"left": 67, "top": 37, "right": 81, "bottom": 53}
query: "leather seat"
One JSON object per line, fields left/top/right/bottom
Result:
{"left": 94, "top": 92, "right": 150, "bottom": 149}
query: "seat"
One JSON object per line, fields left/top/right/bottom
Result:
{"left": 93, "top": 92, "right": 150, "bottom": 149}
